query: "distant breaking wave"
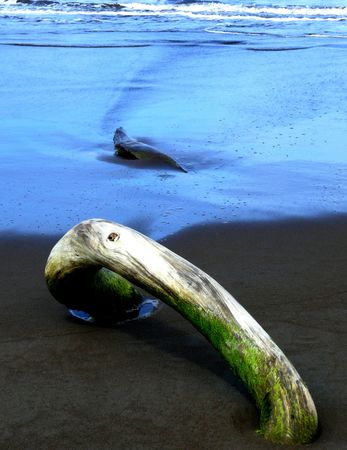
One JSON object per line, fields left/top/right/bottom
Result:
{"left": 1, "top": 0, "right": 347, "bottom": 41}
{"left": 1, "top": 0, "right": 346, "bottom": 22}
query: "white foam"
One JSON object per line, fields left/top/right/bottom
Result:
{"left": 124, "top": 3, "right": 347, "bottom": 17}
{"left": 1, "top": 0, "right": 347, "bottom": 22}
{"left": 1, "top": 3, "right": 346, "bottom": 23}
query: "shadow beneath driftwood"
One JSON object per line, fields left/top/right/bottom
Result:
{"left": 119, "top": 306, "right": 252, "bottom": 396}
{"left": 97, "top": 152, "right": 187, "bottom": 172}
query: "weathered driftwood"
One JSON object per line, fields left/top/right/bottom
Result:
{"left": 45, "top": 219, "right": 318, "bottom": 444}
{"left": 113, "top": 127, "right": 187, "bottom": 172}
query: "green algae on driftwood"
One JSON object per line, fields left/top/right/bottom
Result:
{"left": 45, "top": 219, "right": 318, "bottom": 444}
{"left": 45, "top": 229, "right": 143, "bottom": 322}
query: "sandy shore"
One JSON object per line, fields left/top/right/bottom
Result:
{"left": 1, "top": 216, "right": 346, "bottom": 449}
{"left": 2, "top": 2, "right": 347, "bottom": 448}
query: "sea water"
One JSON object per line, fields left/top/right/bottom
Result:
{"left": 0, "top": 0, "right": 346, "bottom": 236}
{"left": 1, "top": 0, "right": 346, "bottom": 42}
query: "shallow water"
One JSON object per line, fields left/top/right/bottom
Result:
{"left": 2, "top": 0, "right": 347, "bottom": 41}
{"left": 0, "top": 0, "right": 347, "bottom": 237}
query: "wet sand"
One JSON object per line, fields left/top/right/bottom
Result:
{"left": 1, "top": 216, "right": 346, "bottom": 449}
{"left": 1, "top": 42, "right": 347, "bottom": 238}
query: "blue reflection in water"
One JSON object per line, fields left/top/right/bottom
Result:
{"left": 68, "top": 308, "right": 96, "bottom": 322}
{"left": 68, "top": 299, "right": 159, "bottom": 324}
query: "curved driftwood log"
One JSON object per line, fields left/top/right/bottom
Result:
{"left": 45, "top": 219, "right": 318, "bottom": 444}
{"left": 113, "top": 127, "right": 187, "bottom": 172}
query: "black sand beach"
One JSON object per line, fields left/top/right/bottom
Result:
{"left": 1, "top": 216, "right": 346, "bottom": 449}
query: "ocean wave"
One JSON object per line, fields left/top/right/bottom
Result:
{"left": 1, "top": 0, "right": 346, "bottom": 42}
{"left": 2, "top": 10, "right": 345, "bottom": 25}
{"left": 123, "top": 3, "right": 347, "bottom": 17}
{"left": 1, "top": 0, "right": 346, "bottom": 21}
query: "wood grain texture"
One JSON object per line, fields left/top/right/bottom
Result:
{"left": 45, "top": 219, "right": 318, "bottom": 444}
